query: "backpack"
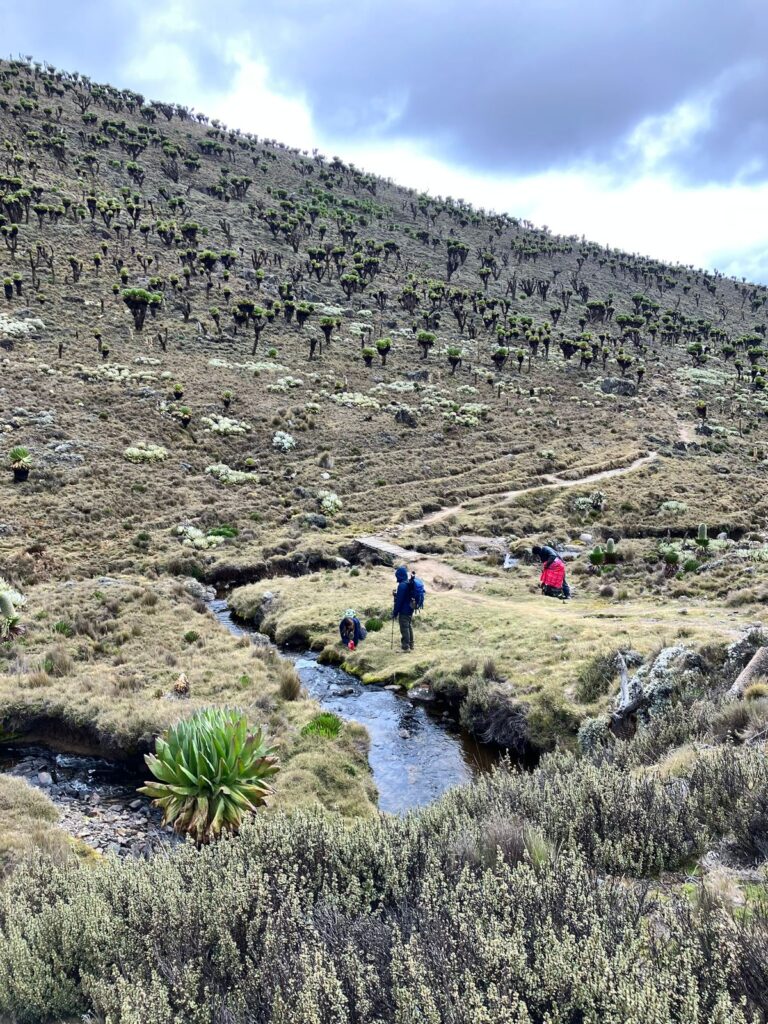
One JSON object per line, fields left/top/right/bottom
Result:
{"left": 408, "top": 574, "right": 426, "bottom": 612}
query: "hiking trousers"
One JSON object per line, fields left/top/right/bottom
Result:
{"left": 398, "top": 613, "right": 414, "bottom": 651}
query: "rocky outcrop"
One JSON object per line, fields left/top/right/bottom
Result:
{"left": 600, "top": 377, "right": 637, "bottom": 397}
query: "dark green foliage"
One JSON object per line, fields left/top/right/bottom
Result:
{"left": 364, "top": 616, "right": 384, "bottom": 632}
{"left": 301, "top": 711, "right": 342, "bottom": 739}
{"left": 207, "top": 525, "right": 238, "bottom": 538}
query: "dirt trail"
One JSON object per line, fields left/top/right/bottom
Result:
{"left": 357, "top": 452, "right": 659, "bottom": 592}
{"left": 678, "top": 422, "right": 699, "bottom": 445}
{"left": 399, "top": 452, "right": 658, "bottom": 533}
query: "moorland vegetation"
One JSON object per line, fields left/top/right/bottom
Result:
{"left": 0, "top": 56, "right": 767, "bottom": 1021}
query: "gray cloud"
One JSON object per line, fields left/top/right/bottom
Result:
{"left": 5, "top": 0, "right": 768, "bottom": 185}
{"left": 222, "top": 0, "right": 768, "bottom": 184}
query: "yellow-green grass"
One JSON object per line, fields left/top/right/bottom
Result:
{"left": 230, "top": 564, "right": 751, "bottom": 747}
{"left": 0, "top": 577, "right": 376, "bottom": 817}
{"left": 0, "top": 775, "right": 73, "bottom": 874}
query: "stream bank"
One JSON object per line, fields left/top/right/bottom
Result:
{"left": 210, "top": 599, "right": 501, "bottom": 813}
{"left": 0, "top": 746, "right": 174, "bottom": 857}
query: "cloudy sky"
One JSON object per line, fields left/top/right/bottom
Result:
{"left": 8, "top": 0, "right": 768, "bottom": 281}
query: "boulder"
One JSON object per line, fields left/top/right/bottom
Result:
{"left": 600, "top": 377, "right": 637, "bottom": 397}
{"left": 395, "top": 407, "right": 419, "bottom": 428}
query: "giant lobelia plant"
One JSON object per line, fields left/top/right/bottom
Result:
{"left": 140, "top": 708, "right": 279, "bottom": 843}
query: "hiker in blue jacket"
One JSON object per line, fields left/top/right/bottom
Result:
{"left": 339, "top": 610, "right": 366, "bottom": 649}
{"left": 392, "top": 565, "right": 414, "bottom": 652}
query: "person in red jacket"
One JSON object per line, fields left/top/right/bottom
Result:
{"left": 532, "top": 545, "right": 571, "bottom": 599}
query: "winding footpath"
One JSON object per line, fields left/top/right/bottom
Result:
{"left": 357, "top": 452, "right": 658, "bottom": 591}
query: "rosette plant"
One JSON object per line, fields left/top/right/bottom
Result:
{"left": 140, "top": 708, "right": 279, "bottom": 843}
{"left": 9, "top": 445, "right": 31, "bottom": 482}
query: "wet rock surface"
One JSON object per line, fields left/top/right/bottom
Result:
{"left": 1, "top": 747, "right": 177, "bottom": 857}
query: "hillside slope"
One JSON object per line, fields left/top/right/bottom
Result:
{"left": 0, "top": 54, "right": 767, "bottom": 764}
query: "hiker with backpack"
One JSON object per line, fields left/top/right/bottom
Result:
{"left": 532, "top": 544, "right": 571, "bottom": 600}
{"left": 392, "top": 566, "right": 425, "bottom": 651}
{"left": 339, "top": 610, "right": 367, "bottom": 650}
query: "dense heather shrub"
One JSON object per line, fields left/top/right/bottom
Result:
{"left": 0, "top": 749, "right": 766, "bottom": 1022}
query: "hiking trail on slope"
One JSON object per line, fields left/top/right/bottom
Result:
{"left": 357, "top": 452, "right": 658, "bottom": 591}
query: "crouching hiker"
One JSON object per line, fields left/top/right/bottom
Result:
{"left": 339, "top": 610, "right": 366, "bottom": 650}
{"left": 532, "top": 544, "right": 571, "bottom": 600}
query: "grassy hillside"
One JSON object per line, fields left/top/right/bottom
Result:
{"left": 0, "top": 56, "right": 767, "bottom": 1023}
{"left": 0, "top": 54, "right": 767, "bottom": 765}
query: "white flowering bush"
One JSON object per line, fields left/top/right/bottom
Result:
{"left": 123, "top": 442, "right": 168, "bottom": 464}
{"left": 202, "top": 415, "right": 252, "bottom": 436}
{"left": 443, "top": 402, "right": 490, "bottom": 427}
{"left": 318, "top": 490, "right": 342, "bottom": 515}
{"left": 375, "top": 380, "right": 417, "bottom": 394}
{"left": 173, "top": 525, "right": 226, "bottom": 550}
{"left": 272, "top": 431, "right": 296, "bottom": 452}
{"left": 79, "top": 364, "right": 157, "bottom": 383}
{"left": 331, "top": 391, "right": 380, "bottom": 410}
{"left": 267, "top": 377, "right": 304, "bottom": 394}
{"left": 205, "top": 463, "right": 252, "bottom": 484}
{"left": 659, "top": 500, "right": 688, "bottom": 514}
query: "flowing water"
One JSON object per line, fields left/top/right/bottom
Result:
{"left": 0, "top": 603, "right": 501, "bottom": 823}
{"left": 210, "top": 599, "right": 500, "bottom": 814}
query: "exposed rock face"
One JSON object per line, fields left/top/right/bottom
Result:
{"left": 600, "top": 377, "right": 637, "bottom": 397}
{"left": 395, "top": 407, "right": 419, "bottom": 428}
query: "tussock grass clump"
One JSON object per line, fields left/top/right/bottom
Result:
{"left": 301, "top": 711, "right": 342, "bottom": 739}
{"left": 277, "top": 662, "right": 301, "bottom": 701}
{"left": 0, "top": 776, "right": 72, "bottom": 875}
{"left": 574, "top": 650, "right": 619, "bottom": 703}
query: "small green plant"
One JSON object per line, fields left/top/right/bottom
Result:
{"left": 589, "top": 546, "right": 605, "bottom": 566}
{"left": 696, "top": 523, "right": 710, "bottom": 549}
{"left": 207, "top": 525, "right": 238, "bottom": 538}
{"left": 660, "top": 545, "right": 680, "bottom": 566}
{"left": 301, "top": 712, "right": 342, "bottom": 739}
{"left": 683, "top": 558, "right": 700, "bottom": 573}
{"left": 183, "top": 630, "right": 200, "bottom": 644}
{"left": 140, "top": 708, "right": 278, "bottom": 843}
{"left": 52, "top": 620, "right": 74, "bottom": 637}
{"left": 365, "top": 616, "right": 384, "bottom": 632}
{"left": 9, "top": 446, "right": 31, "bottom": 482}
{"left": 743, "top": 682, "right": 768, "bottom": 701}
{"left": 604, "top": 538, "right": 618, "bottom": 565}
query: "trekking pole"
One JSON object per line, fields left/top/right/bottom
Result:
{"left": 391, "top": 616, "right": 395, "bottom": 651}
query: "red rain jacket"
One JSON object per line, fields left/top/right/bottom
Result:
{"left": 540, "top": 558, "right": 566, "bottom": 589}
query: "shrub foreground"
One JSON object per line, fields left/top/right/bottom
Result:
{"left": 0, "top": 744, "right": 766, "bottom": 1024}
